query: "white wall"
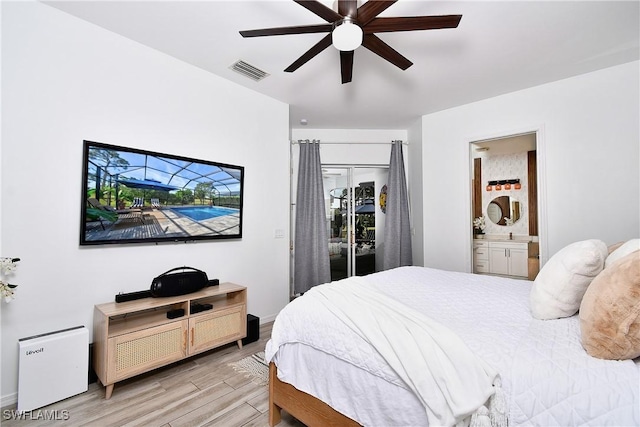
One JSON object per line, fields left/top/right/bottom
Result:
{"left": 480, "top": 151, "right": 530, "bottom": 236}
{"left": 0, "top": 0, "right": 3, "bottom": 263}
{"left": 421, "top": 61, "right": 640, "bottom": 272}
{"left": 291, "top": 128, "right": 407, "bottom": 166}
{"left": 407, "top": 120, "right": 424, "bottom": 266}
{"left": 1, "top": 2, "right": 290, "bottom": 404}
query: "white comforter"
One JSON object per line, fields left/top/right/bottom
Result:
{"left": 265, "top": 266, "right": 639, "bottom": 426}
{"left": 310, "top": 277, "right": 499, "bottom": 426}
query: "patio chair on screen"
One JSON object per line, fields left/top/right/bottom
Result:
{"left": 151, "top": 198, "right": 161, "bottom": 209}
{"left": 86, "top": 198, "right": 145, "bottom": 226}
{"left": 87, "top": 198, "right": 141, "bottom": 213}
{"left": 131, "top": 197, "right": 144, "bottom": 209}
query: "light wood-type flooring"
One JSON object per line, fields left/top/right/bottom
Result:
{"left": 1, "top": 322, "right": 304, "bottom": 427}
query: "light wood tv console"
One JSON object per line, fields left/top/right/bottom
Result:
{"left": 93, "top": 283, "right": 246, "bottom": 399}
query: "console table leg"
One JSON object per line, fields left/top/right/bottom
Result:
{"left": 105, "top": 384, "right": 114, "bottom": 400}
{"left": 237, "top": 339, "right": 243, "bottom": 349}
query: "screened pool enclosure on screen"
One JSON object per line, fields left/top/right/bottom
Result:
{"left": 80, "top": 140, "right": 244, "bottom": 246}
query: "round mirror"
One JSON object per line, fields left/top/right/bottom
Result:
{"left": 487, "top": 196, "right": 521, "bottom": 226}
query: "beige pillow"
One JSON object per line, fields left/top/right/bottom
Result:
{"left": 530, "top": 239, "right": 608, "bottom": 320}
{"left": 580, "top": 250, "right": 640, "bottom": 360}
{"left": 605, "top": 239, "right": 640, "bottom": 269}
{"left": 608, "top": 241, "right": 625, "bottom": 255}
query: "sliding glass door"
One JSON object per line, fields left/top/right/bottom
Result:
{"left": 323, "top": 166, "right": 388, "bottom": 281}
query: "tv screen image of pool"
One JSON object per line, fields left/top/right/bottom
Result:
{"left": 80, "top": 140, "right": 244, "bottom": 245}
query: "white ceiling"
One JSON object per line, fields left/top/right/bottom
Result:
{"left": 472, "top": 132, "right": 536, "bottom": 156}
{"left": 44, "top": 1, "right": 639, "bottom": 130}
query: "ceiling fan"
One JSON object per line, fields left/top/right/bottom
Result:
{"left": 239, "top": 0, "right": 462, "bottom": 84}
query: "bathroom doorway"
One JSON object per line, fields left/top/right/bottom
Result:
{"left": 470, "top": 132, "right": 541, "bottom": 280}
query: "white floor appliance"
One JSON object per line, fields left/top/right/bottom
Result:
{"left": 18, "top": 326, "right": 89, "bottom": 411}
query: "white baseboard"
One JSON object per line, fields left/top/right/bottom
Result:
{"left": 259, "top": 313, "right": 277, "bottom": 324}
{"left": 1, "top": 392, "right": 18, "bottom": 409}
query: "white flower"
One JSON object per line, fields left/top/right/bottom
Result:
{"left": 0, "top": 283, "right": 16, "bottom": 302}
{"left": 473, "top": 216, "right": 486, "bottom": 231}
{"left": 504, "top": 217, "right": 514, "bottom": 226}
{"left": 0, "top": 257, "right": 20, "bottom": 303}
{"left": 0, "top": 258, "right": 17, "bottom": 274}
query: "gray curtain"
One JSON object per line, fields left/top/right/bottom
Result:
{"left": 382, "top": 140, "right": 413, "bottom": 270}
{"left": 294, "top": 140, "right": 331, "bottom": 294}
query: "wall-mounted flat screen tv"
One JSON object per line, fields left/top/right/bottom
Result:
{"left": 80, "top": 140, "right": 244, "bottom": 246}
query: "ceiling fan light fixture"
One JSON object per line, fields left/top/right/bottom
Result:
{"left": 241, "top": 1, "right": 462, "bottom": 83}
{"left": 332, "top": 18, "right": 363, "bottom": 51}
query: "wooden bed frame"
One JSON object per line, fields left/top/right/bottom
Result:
{"left": 268, "top": 362, "right": 361, "bottom": 427}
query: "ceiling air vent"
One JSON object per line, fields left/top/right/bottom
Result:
{"left": 230, "top": 60, "right": 269, "bottom": 82}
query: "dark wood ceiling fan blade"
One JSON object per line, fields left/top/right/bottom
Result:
{"left": 240, "top": 24, "right": 332, "bottom": 38}
{"left": 356, "top": 0, "right": 397, "bottom": 26}
{"left": 364, "top": 15, "right": 462, "bottom": 33}
{"left": 294, "top": 0, "right": 343, "bottom": 23}
{"left": 340, "top": 50, "right": 354, "bottom": 84}
{"left": 284, "top": 34, "right": 333, "bottom": 73}
{"left": 362, "top": 34, "right": 412, "bottom": 70}
{"left": 244, "top": 2, "right": 462, "bottom": 81}
{"left": 338, "top": 0, "right": 358, "bottom": 19}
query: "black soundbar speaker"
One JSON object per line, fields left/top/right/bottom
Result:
{"left": 242, "top": 314, "right": 260, "bottom": 346}
{"left": 115, "top": 290, "right": 152, "bottom": 303}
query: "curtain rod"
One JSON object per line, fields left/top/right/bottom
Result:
{"left": 290, "top": 140, "right": 407, "bottom": 145}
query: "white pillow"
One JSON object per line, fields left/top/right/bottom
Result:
{"left": 605, "top": 239, "right": 640, "bottom": 269}
{"left": 530, "top": 239, "right": 608, "bottom": 320}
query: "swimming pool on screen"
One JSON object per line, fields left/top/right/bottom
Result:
{"left": 172, "top": 206, "right": 239, "bottom": 221}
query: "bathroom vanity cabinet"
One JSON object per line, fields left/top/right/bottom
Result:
{"left": 474, "top": 239, "right": 529, "bottom": 278}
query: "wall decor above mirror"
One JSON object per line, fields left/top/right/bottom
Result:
{"left": 487, "top": 195, "right": 521, "bottom": 226}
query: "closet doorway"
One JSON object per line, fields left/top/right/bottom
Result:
{"left": 470, "top": 132, "right": 542, "bottom": 280}
{"left": 323, "top": 166, "right": 388, "bottom": 281}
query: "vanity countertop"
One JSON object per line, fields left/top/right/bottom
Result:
{"left": 475, "top": 235, "right": 535, "bottom": 243}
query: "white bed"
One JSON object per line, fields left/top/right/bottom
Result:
{"left": 265, "top": 266, "right": 639, "bottom": 426}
